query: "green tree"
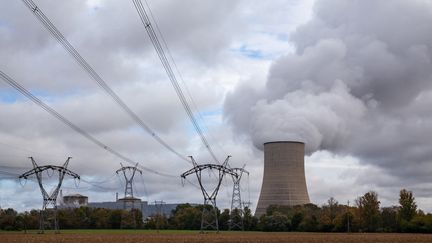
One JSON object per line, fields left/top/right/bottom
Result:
{"left": 381, "top": 207, "right": 398, "bottom": 232}
{"left": 291, "top": 212, "right": 303, "bottom": 231}
{"left": 218, "top": 209, "right": 230, "bottom": 230}
{"left": 243, "top": 207, "right": 258, "bottom": 231}
{"left": 333, "top": 208, "right": 354, "bottom": 232}
{"left": 0, "top": 208, "right": 17, "bottom": 230}
{"left": 319, "top": 197, "right": 339, "bottom": 231}
{"left": 170, "top": 204, "right": 201, "bottom": 230}
{"left": 109, "top": 209, "right": 123, "bottom": 229}
{"left": 399, "top": 189, "right": 417, "bottom": 222}
{"left": 356, "top": 191, "right": 381, "bottom": 232}
{"left": 260, "top": 212, "right": 290, "bottom": 232}
{"left": 90, "top": 208, "right": 110, "bottom": 229}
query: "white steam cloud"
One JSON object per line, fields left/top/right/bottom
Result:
{"left": 225, "top": 0, "right": 432, "bottom": 177}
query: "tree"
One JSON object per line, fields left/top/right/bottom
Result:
{"left": 90, "top": 208, "right": 110, "bottom": 229}
{"left": 260, "top": 212, "right": 290, "bottom": 232}
{"left": 356, "top": 191, "right": 381, "bottom": 232}
{"left": 218, "top": 209, "right": 230, "bottom": 230}
{"left": 381, "top": 207, "right": 398, "bottom": 232}
{"left": 320, "top": 197, "right": 339, "bottom": 231}
{"left": 0, "top": 208, "right": 17, "bottom": 231}
{"left": 243, "top": 207, "right": 258, "bottom": 231}
{"left": 399, "top": 189, "right": 417, "bottom": 222}
{"left": 109, "top": 210, "right": 123, "bottom": 229}
{"left": 291, "top": 212, "right": 303, "bottom": 231}
{"left": 327, "top": 197, "right": 338, "bottom": 224}
{"left": 170, "top": 204, "right": 201, "bottom": 230}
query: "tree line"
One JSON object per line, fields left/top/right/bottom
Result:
{"left": 1, "top": 189, "right": 432, "bottom": 232}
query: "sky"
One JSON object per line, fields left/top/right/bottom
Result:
{"left": 1, "top": 0, "right": 432, "bottom": 213}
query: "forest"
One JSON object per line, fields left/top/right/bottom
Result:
{"left": 1, "top": 189, "right": 432, "bottom": 233}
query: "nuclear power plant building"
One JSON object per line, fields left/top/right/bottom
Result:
{"left": 255, "top": 141, "right": 310, "bottom": 216}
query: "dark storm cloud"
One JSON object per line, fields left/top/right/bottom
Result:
{"left": 225, "top": 0, "right": 432, "bottom": 181}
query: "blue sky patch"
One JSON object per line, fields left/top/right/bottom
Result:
{"left": 235, "top": 45, "right": 264, "bottom": 59}
{"left": 0, "top": 89, "right": 22, "bottom": 103}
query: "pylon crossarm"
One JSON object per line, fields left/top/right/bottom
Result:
{"left": 19, "top": 166, "right": 79, "bottom": 179}
{"left": 181, "top": 166, "right": 203, "bottom": 178}
{"left": 18, "top": 168, "right": 38, "bottom": 179}
{"left": 116, "top": 164, "right": 143, "bottom": 174}
{"left": 221, "top": 167, "right": 238, "bottom": 178}
{"left": 61, "top": 168, "right": 80, "bottom": 179}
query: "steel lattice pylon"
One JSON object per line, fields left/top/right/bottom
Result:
{"left": 229, "top": 166, "right": 249, "bottom": 231}
{"left": 116, "top": 163, "right": 142, "bottom": 209}
{"left": 19, "top": 157, "right": 80, "bottom": 233}
{"left": 116, "top": 163, "right": 143, "bottom": 229}
{"left": 181, "top": 156, "right": 237, "bottom": 232}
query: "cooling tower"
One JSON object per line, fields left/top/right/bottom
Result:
{"left": 255, "top": 141, "right": 310, "bottom": 216}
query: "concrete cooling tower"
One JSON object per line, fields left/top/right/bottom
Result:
{"left": 255, "top": 141, "right": 310, "bottom": 216}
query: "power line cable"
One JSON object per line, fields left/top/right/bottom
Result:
{"left": 0, "top": 70, "right": 176, "bottom": 178}
{"left": 132, "top": 0, "right": 220, "bottom": 164}
{"left": 20, "top": 0, "right": 190, "bottom": 165}
{"left": 80, "top": 178, "right": 119, "bottom": 191}
{"left": 143, "top": 0, "right": 228, "bottom": 158}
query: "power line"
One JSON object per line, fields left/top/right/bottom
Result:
{"left": 132, "top": 0, "right": 220, "bottom": 164}
{"left": 143, "top": 0, "right": 228, "bottom": 157}
{"left": 20, "top": 0, "right": 190, "bottom": 164}
{"left": 0, "top": 70, "right": 176, "bottom": 178}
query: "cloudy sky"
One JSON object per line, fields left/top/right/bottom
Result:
{"left": 1, "top": 0, "right": 432, "bottom": 213}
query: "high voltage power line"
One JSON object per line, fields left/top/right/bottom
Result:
{"left": 13, "top": 0, "right": 233, "bottom": 185}
{"left": 20, "top": 0, "right": 190, "bottom": 165}
{"left": 132, "top": 0, "right": 221, "bottom": 164}
{"left": 0, "top": 70, "right": 176, "bottom": 178}
{"left": 142, "top": 0, "right": 228, "bottom": 159}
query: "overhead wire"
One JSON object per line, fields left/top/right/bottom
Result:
{"left": 80, "top": 178, "right": 119, "bottom": 191}
{"left": 143, "top": 0, "right": 228, "bottom": 158}
{"left": 20, "top": 0, "right": 191, "bottom": 165}
{"left": 132, "top": 0, "right": 220, "bottom": 164}
{"left": 0, "top": 70, "right": 176, "bottom": 178}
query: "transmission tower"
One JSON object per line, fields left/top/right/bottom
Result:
{"left": 18, "top": 157, "right": 80, "bottom": 233}
{"left": 229, "top": 166, "right": 249, "bottom": 231}
{"left": 181, "top": 156, "right": 237, "bottom": 232}
{"left": 116, "top": 163, "right": 143, "bottom": 210}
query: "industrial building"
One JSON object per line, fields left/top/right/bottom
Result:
{"left": 61, "top": 193, "right": 88, "bottom": 208}
{"left": 59, "top": 193, "right": 179, "bottom": 218}
{"left": 255, "top": 141, "right": 310, "bottom": 216}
